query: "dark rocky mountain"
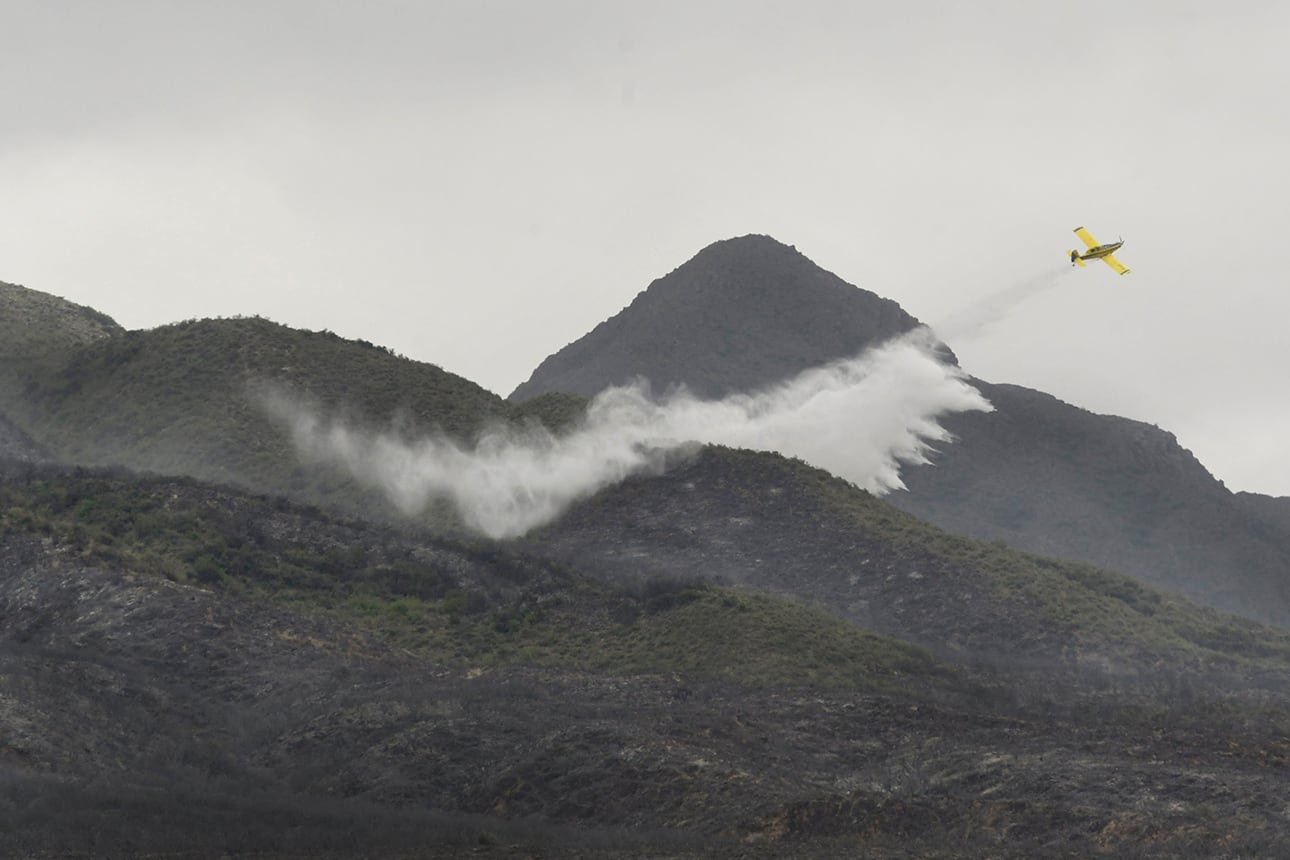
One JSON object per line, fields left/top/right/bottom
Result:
{"left": 511, "top": 236, "right": 1290, "bottom": 628}
{"left": 509, "top": 234, "right": 941, "bottom": 402}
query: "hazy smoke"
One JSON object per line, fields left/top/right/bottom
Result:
{"left": 261, "top": 327, "right": 991, "bottom": 539}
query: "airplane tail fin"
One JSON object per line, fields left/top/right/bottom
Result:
{"left": 1067, "top": 250, "right": 1086, "bottom": 267}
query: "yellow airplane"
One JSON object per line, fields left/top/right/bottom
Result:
{"left": 1067, "top": 226, "right": 1130, "bottom": 275}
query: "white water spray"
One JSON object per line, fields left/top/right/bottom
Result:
{"left": 262, "top": 327, "right": 991, "bottom": 538}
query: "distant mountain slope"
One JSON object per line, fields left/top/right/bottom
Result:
{"left": 510, "top": 235, "right": 937, "bottom": 401}
{"left": 888, "top": 381, "right": 1290, "bottom": 627}
{"left": 2, "top": 314, "right": 509, "bottom": 512}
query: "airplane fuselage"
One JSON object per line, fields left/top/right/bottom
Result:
{"left": 1077, "top": 240, "right": 1123, "bottom": 261}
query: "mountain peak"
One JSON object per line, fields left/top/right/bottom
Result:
{"left": 685, "top": 232, "right": 807, "bottom": 263}
{"left": 510, "top": 235, "right": 939, "bottom": 401}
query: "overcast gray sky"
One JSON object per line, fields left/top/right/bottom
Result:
{"left": 3, "top": 1, "right": 1288, "bottom": 494}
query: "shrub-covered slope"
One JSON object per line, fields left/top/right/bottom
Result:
{"left": 0, "top": 280, "right": 124, "bottom": 422}
{"left": 0, "top": 461, "right": 961, "bottom": 694}
{"left": 2, "top": 315, "right": 510, "bottom": 513}
{"left": 0, "top": 280, "right": 123, "bottom": 360}
{"left": 530, "top": 446, "right": 1290, "bottom": 674}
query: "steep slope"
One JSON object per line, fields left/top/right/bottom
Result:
{"left": 888, "top": 381, "right": 1290, "bottom": 627}
{"left": 3, "top": 315, "right": 509, "bottom": 515}
{"left": 509, "top": 234, "right": 936, "bottom": 402}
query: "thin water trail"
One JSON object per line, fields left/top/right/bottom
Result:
{"left": 932, "top": 264, "right": 1075, "bottom": 344}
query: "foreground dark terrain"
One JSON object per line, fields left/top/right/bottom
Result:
{"left": 4, "top": 456, "right": 1290, "bottom": 857}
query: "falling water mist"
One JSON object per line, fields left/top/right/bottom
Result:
{"left": 260, "top": 327, "right": 992, "bottom": 539}
{"left": 932, "top": 264, "right": 1074, "bottom": 344}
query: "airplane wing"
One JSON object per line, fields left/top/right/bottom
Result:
{"left": 1073, "top": 226, "right": 1099, "bottom": 249}
{"left": 1101, "top": 254, "right": 1131, "bottom": 275}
